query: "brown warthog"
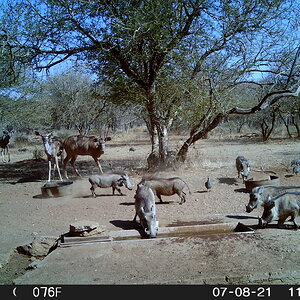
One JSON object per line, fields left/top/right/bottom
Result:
{"left": 140, "top": 176, "right": 191, "bottom": 205}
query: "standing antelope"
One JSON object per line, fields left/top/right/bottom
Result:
{"left": 63, "top": 135, "right": 111, "bottom": 179}
{"left": 35, "top": 131, "right": 63, "bottom": 182}
{"left": 0, "top": 130, "right": 14, "bottom": 162}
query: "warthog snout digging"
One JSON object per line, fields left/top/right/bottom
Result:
{"left": 133, "top": 183, "right": 158, "bottom": 238}
{"left": 88, "top": 173, "right": 133, "bottom": 197}
{"left": 258, "top": 192, "right": 300, "bottom": 229}
{"left": 140, "top": 176, "right": 191, "bottom": 205}
{"left": 236, "top": 156, "right": 250, "bottom": 182}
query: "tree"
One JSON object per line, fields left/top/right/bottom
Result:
{"left": 1, "top": 0, "right": 300, "bottom": 166}
{"left": 40, "top": 69, "right": 108, "bottom": 135}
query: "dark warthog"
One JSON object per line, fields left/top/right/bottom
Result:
{"left": 236, "top": 156, "right": 250, "bottom": 182}
{"left": 246, "top": 185, "right": 300, "bottom": 213}
{"left": 88, "top": 173, "right": 133, "bottom": 197}
{"left": 63, "top": 135, "right": 111, "bottom": 178}
{"left": 133, "top": 183, "right": 158, "bottom": 238}
{"left": 258, "top": 192, "right": 300, "bottom": 229}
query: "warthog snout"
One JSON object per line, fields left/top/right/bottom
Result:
{"left": 245, "top": 204, "right": 253, "bottom": 213}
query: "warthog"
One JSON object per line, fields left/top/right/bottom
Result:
{"left": 140, "top": 176, "right": 191, "bottom": 205}
{"left": 246, "top": 185, "right": 300, "bottom": 213}
{"left": 133, "top": 183, "right": 159, "bottom": 238}
{"left": 258, "top": 192, "right": 300, "bottom": 229}
{"left": 236, "top": 156, "right": 250, "bottom": 182}
{"left": 291, "top": 158, "right": 300, "bottom": 166}
{"left": 88, "top": 173, "right": 133, "bottom": 197}
{"left": 293, "top": 166, "right": 300, "bottom": 175}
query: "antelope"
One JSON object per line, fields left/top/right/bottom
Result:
{"left": 63, "top": 135, "right": 111, "bottom": 179}
{"left": 0, "top": 130, "right": 14, "bottom": 162}
{"left": 35, "top": 131, "right": 63, "bottom": 182}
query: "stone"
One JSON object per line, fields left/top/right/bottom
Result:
{"left": 70, "top": 220, "right": 100, "bottom": 233}
{"left": 30, "top": 236, "right": 58, "bottom": 258}
{"left": 69, "top": 220, "right": 104, "bottom": 236}
{"left": 16, "top": 236, "right": 58, "bottom": 258}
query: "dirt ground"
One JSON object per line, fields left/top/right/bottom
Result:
{"left": 0, "top": 134, "right": 300, "bottom": 285}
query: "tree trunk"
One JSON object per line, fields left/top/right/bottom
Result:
{"left": 279, "top": 112, "right": 292, "bottom": 138}
{"left": 260, "top": 111, "right": 277, "bottom": 141}
{"left": 145, "top": 88, "right": 171, "bottom": 168}
{"left": 176, "top": 113, "right": 224, "bottom": 162}
{"left": 156, "top": 122, "right": 169, "bottom": 163}
{"left": 291, "top": 115, "right": 300, "bottom": 138}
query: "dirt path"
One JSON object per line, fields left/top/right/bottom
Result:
{"left": 0, "top": 137, "right": 300, "bottom": 284}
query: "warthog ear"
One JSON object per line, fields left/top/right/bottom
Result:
{"left": 117, "top": 177, "right": 124, "bottom": 185}
{"left": 104, "top": 136, "right": 112, "bottom": 142}
{"left": 35, "top": 131, "right": 40, "bottom": 136}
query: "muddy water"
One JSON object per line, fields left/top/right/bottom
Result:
{"left": 113, "top": 224, "right": 254, "bottom": 242}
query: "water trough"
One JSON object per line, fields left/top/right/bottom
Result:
{"left": 244, "top": 172, "right": 280, "bottom": 192}
{"left": 59, "top": 222, "right": 255, "bottom": 247}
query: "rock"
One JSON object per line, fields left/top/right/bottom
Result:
{"left": 30, "top": 236, "right": 58, "bottom": 258}
{"left": 16, "top": 244, "right": 32, "bottom": 256}
{"left": 16, "top": 236, "right": 58, "bottom": 258}
{"left": 69, "top": 220, "right": 104, "bottom": 237}
{"left": 70, "top": 220, "right": 99, "bottom": 233}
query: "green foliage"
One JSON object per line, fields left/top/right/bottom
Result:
{"left": 0, "top": 0, "right": 299, "bottom": 158}
{"left": 0, "top": 94, "right": 49, "bottom": 133}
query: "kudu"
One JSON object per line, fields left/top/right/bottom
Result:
{"left": 0, "top": 130, "right": 14, "bottom": 162}
{"left": 63, "top": 135, "right": 111, "bottom": 179}
{"left": 35, "top": 131, "right": 63, "bottom": 182}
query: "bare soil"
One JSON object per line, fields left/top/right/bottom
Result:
{"left": 0, "top": 135, "right": 300, "bottom": 284}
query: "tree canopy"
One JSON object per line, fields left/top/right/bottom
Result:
{"left": 1, "top": 0, "right": 300, "bottom": 165}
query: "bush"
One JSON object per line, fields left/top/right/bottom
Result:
{"left": 32, "top": 147, "right": 44, "bottom": 160}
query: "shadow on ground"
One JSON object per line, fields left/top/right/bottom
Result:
{"left": 218, "top": 177, "right": 238, "bottom": 185}
{"left": 0, "top": 159, "right": 47, "bottom": 183}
